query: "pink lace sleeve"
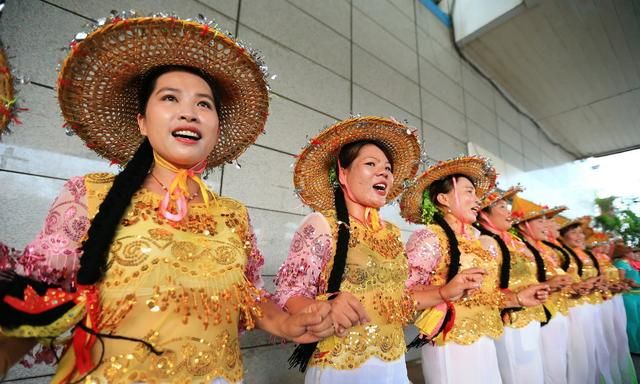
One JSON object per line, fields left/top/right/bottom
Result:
{"left": 478, "top": 235, "right": 500, "bottom": 259}
{"left": 273, "top": 212, "right": 333, "bottom": 308}
{"left": 405, "top": 227, "right": 443, "bottom": 288}
{"left": 243, "top": 215, "right": 265, "bottom": 291}
{"left": 15, "top": 176, "right": 89, "bottom": 288}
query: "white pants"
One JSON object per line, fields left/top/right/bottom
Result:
{"left": 612, "top": 295, "right": 637, "bottom": 383}
{"left": 567, "top": 304, "right": 598, "bottom": 384}
{"left": 592, "top": 302, "right": 614, "bottom": 384}
{"left": 421, "top": 336, "right": 503, "bottom": 384}
{"left": 599, "top": 299, "right": 622, "bottom": 383}
{"left": 540, "top": 314, "right": 569, "bottom": 384}
{"left": 305, "top": 356, "right": 409, "bottom": 384}
{"left": 494, "top": 322, "right": 544, "bottom": 384}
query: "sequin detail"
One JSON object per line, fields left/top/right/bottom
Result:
{"left": 490, "top": 234, "right": 546, "bottom": 328}
{"left": 275, "top": 211, "right": 416, "bottom": 370}
{"left": 48, "top": 173, "right": 266, "bottom": 383}
{"left": 408, "top": 225, "right": 504, "bottom": 345}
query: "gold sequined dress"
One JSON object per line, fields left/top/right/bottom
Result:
{"left": 10, "top": 174, "right": 266, "bottom": 383}
{"left": 274, "top": 211, "right": 416, "bottom": 381}
{"left": 405, "top": 224, "right": 504, "bottom": 384}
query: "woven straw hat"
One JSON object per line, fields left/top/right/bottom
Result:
{"left": 511, "top": 195, "right": 566, "bottom": 225}
{"left": 400, "top": 156, "right": 497, "bottom": 224}
{"left": 0, "top": 44, "right": 14, "bottom": 134}
{"left": 293, "top": 116, "right": 421, "bottom": 212}
{"left": 57, "top": 14, "right": 269, "bottom": 168}
{"left": 554, "top": 214, "right": 589, "bottom": 230}
{"left": 544, "top": 205, "right": 567, "bottom": 219}
{"left": 479, "top": 184, "right": 523, "bottom": 210}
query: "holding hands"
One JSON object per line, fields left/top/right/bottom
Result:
{"left": 441, "top": 267, "right": 487, "bottom": 301}
{"left": 328, "top": 292, "right": 370, "bottom": 337}
{"left": 546, "top": 275, "right": 573, "bottom": 292}
{"left": 282, "top": 301, "right": 335, "bottom": 344}
{"left": 513, "top": 284, "right": 551, "bottom": 307}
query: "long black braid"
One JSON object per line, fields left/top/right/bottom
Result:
{"left": 518, "top": 236, "right": 549, "bottom": 283}
{"left": 560, "top": 241, "right": 584, "bottom": 276}
{"left": 542, "top": 240, "right": 571, "bottom": 271}
{"left": 408, "top": 175, "right": 470, "bottom": 349}
{"left": 0, "top": 65, "right": 220, "bottom": 369}
{"left": 288, "top": 140, "right": 393, "bottom": 372}
{"left": 584, "top": 249, "right": 601, "bottom": 276}
{"left": 475, "top": 223, "right": 510, "bottom": 289}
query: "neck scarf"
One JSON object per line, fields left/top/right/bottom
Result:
{"left": 153, "top": 152, "right": 212, "bottom": 221}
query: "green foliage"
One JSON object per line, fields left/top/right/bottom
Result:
{"left": 421, "top": 188, "right": 438, "bottom": 225}
{"left": 594, "top": 196, "right": 640, "bottom": 248}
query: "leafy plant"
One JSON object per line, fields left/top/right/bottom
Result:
{"left": 594, "top": 196, "right": 640, "bottom": 248}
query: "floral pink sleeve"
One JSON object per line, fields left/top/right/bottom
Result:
{"left": 15, "top": 176, "right": 89, "bottom": 288}
{"left": 243, "top": 215, "right": 265, "bottom": 291}
{"left": 273, "top": 212, "right": 333, "bottom": 308}
{"left": 405, "top": 227, "right": 443, "bottom": 288}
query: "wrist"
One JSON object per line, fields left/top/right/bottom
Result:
{"left": 438, "top": 285, "right": 450, "bottom": 303}
{"left": 515, "top": 291, "right": 524, "bottom": 307}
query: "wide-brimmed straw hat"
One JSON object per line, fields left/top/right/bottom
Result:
{"left": 544, "top": 205, "right": 567, "bottom": 219}
{"left": 0, "top": 43, "right": 15, "bottom": 134}
{"left": 555, "top": 214, "right": 590, "bottom": 231}
{"left": 57, "top": 13, "right": 270, "bottom": 168}
{"left": 511, "top": 195, "right": 565, "bottom": 225}
{"left": 293, "top": 116, "right": 421, "bottom": 212}
{"left": 479, "top": 184, "right": 523, "bottom": 210}
{"left": 400, "top": 156, "right": 497, "bottom": 224}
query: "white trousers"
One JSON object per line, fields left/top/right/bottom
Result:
{"left": 612, "top": 295, "right": 637, "bottom": 383}
{"left": 592, "top": 302, "right": 614, "bottom": 384}
{"left": 567, "top": 304, "right": 598, "bottom": 384}
{"left": 421, "top": 336, "right": 503, "bottom": 384}
{"left": 495, "top": 322, "right": 544, "bottom": 384}
{"left": 540, "top": 314, "right": 569, "bottom": 384}
{"left": 305, "top": 356, "right": 409, "bottom": 384}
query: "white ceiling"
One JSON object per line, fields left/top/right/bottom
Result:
{"left": 460, "top": 0, "right": 640, "bottom": 158}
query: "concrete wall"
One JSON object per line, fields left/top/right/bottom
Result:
{"left": 0, "top": 0, "right": 574, "bottom": 382}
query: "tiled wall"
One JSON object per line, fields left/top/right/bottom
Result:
{"left": 0, "top": 0, "right": 574, "bottom": 382}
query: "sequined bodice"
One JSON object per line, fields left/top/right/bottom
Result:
{"left": 310, "top": 213, "right": 415, "bottom": 370}
{"left": 427, "top": 225, "right": 504, "bottom": 345}
{"left": 71, "top": 173, "right": 264, "bottom": 384}
{"left": 500, "top": 235, "right": 546, "bottom": 328}
{"left": 538, "top": 243, "right": 572, "bottom": 315}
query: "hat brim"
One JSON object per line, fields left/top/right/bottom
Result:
{"left": 400, "top": 156, "right": 497, "bottom": 224}
{"left": 513, "top": 206, "right": 568, "bottom": 225}
{"left": 293, "top": 116, "right": 421, "bottom": 212}
{"left": 480, "top": 185, "right": 523, "bottom": 210}
{"left": 58, "top": 17, "right": 269, "bottom": 168}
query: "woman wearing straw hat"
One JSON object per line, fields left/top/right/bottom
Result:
{"left": 0, "top": 14, "right": 335, "bottom": 383}
{"left": 510, "top": 197, "right": 583, "bottom": 384}
{"left": 587, "top": 232, "right": 637, "bottom": 383}
{"left": 475, "top": 186, "right": 551, "bottom": 384}
{"left": 556, "top": 216, "right": 610, "bottom": 384}
{"left": 399, "top": 157, "right": 549, "bottom": 384}
{"left": 613, "top": 243, "right": 640, "bottom": 356}
{"left": 274, "top": 117, "right": 486, "bottom": 384}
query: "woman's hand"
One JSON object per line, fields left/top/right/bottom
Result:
{"left": 281, "top": 301, "right": 334, "bottom": 344}
{"left": 594, "top": 278, "right": 609, "bottom": 291}
{"left": 514, "top": 284, "right": 550, "bottom": 307}
{"left": 441, "top": 268, "right": 486, "bottom": 301}
{"left": 546, "top": 275, "right": 573, "bottom": 292}
{"left": 571, "top": 282, "right": 592, "bottom": 296}
{"left": 329, "top": 292, "right": 370, "bottom": 337}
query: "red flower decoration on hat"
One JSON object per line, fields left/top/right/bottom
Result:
{"left": 512, "top": 209, "right": 524, "bottom": 219}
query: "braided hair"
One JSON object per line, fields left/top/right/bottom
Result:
{"left": 0, "top": 66, "right": 220, "bottom": 377}
{"left": 288, "top": 140, "right": 393, "bottom": 372}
